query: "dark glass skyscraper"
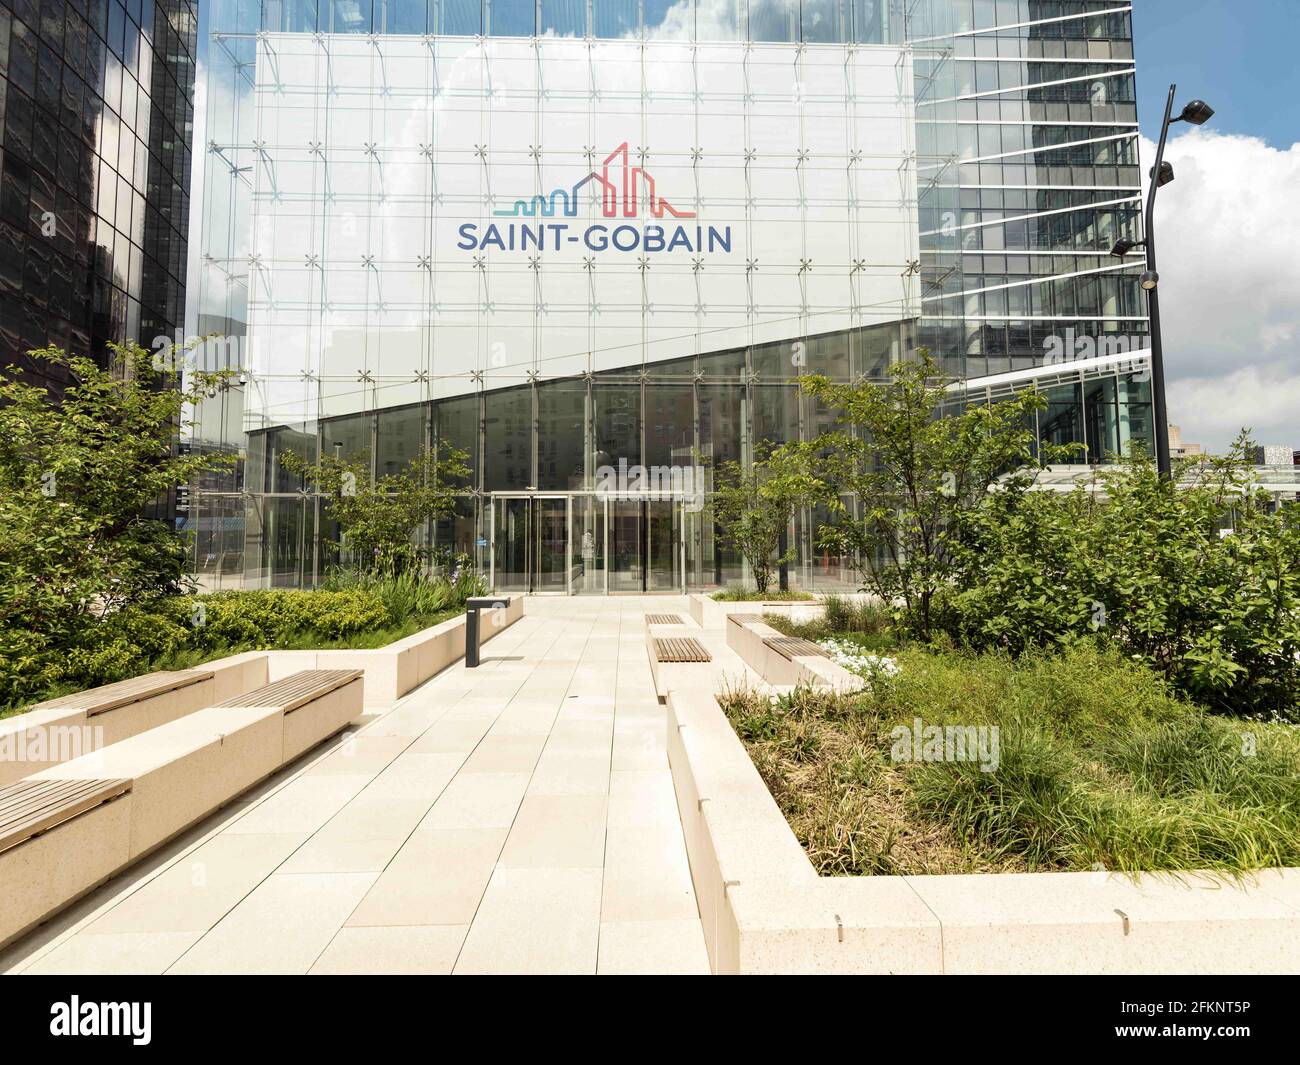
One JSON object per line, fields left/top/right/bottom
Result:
{"left": 917, "top": 0, "right": 1151, "bottom": 465}
{"left": 0, "top": 0, "right": 196, "bottom": 393}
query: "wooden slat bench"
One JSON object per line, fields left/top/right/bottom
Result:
{"left": 32, "top": 671, "right": 212, "bottom": 716}
{"left": 3, "top": 669, "right": 365, "bottom": 948}
{"left": 0, "top": 777, "right": 135, "bottom": 948}
{"left": 645, "top": 613, "right": 684, "bottom": 626}
{"left": 647, "top": 632, "right": 718, "bottom": 703}
{"left": 212, "top": 668, "right": 364, "bottom": 763}
{"left": 0, "top": 778, "right": 131, "bottom": 856}
{"left": 764, "top": 636, "right": 829, "bottom": 661}
{"left": 214, "top": 669, "right": 360, "bottom": 712}
{"left": 654, "top": 637, "right": 712, "bottom": 664}
{"left": 726, "top": 614, "right": 769, "bottom": 627}
{"left": 0, "top": 653, "right": 271, "bottom": 789}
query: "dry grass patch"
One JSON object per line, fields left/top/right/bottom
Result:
{"left": 718, "top": 644, "right": 1300, "bottom": 877}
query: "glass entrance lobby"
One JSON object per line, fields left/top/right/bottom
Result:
{"left": 213, "top": 324, "right": 1153, "bottom": 596}
{"left": 491, "top": 493, "right": 688, "bottom": 595}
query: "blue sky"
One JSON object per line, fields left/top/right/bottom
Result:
{"left": 1133, "top": 0, "right": 1300, "bottom": 149}
{"left": 1129, "top": 2, "right": 1300, "bottom": 451}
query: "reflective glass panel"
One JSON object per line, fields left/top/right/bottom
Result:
{"left": 540, "top": 0, "right": 585, "bottom": 36}
{"left": 440, "top": 0, "right": 484, "bottom": 34}
{"left": 483, "top": 386, "right": 533, "bottom": 490}
{"left": 593, "top": 0, "right": 638, "bottom": 39}
{"left": 489, "top": 0, "right": 535, "bottom": 37}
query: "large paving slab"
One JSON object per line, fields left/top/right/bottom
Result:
{"left": 1, "top": 596, "right": 746, "bottom": 976}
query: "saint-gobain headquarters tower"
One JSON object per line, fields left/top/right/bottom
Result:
{"left": 190, "top": 0, "right": 1152, "bottom": 594}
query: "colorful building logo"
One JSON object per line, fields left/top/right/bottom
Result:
{"left": 494, "top": 142, "right": 696, "bottom": 220}
{"left": 456, "top": 140, "right": 729, "bottom": 255}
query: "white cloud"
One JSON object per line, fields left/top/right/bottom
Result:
{"left": 1170, "top": 367, "right": 1300, "bottom": 447}
{"left": 1139, "top": 129, "right": 1300, "bottom": 453}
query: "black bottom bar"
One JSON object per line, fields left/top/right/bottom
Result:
{"left": 0, "top": 975, "right": 1295, "bottom": 1051}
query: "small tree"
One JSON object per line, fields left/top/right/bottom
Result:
{"left": 0, "top": 343, "right": 234, "bottom": 700}
{"left": 801, "top": 351, "right": 1075, "bottom": 640}
{"left": 282, "top": 444, "right": 470, "bottom": 576}
{"left": 711, "top": 442, "right": 826, "bottom": 595}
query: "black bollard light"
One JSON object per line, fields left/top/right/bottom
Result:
{"left": 465, "top": 596, "right": 511, "bottom": 668}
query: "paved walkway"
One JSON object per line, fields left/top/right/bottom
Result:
{"left": 2, "top": 597, "right": 749, "bottom": 975}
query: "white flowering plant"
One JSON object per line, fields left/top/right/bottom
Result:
{"left": 817, "top": 637, "right": 900, "bottom": 682}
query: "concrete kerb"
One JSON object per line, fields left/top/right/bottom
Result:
{"left": 667, "top": 686, "right": 1300, "bottom": 974}
{"left": 688, "top": 592, "right": 883, "bottom": 629}
{"left": 266, "top": 595, "right": 525, "bottom": 705}
{"left": 689, "top": 594, "right": 827, "bottom": 630}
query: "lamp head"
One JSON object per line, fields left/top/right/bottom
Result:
{"left": 1179, "top": 99, "right": 1215, "bottom": 126}
{"left": 1152, "top": 161, "right": 1175, "bottom": 187}
{"left": 1140, "top": 271, "right": 1160, "bottom": 291}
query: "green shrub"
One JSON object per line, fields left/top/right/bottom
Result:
{"left": 319, "top": 567, "right": 487, "bottom": 619}
{"left": 1, "top": 571, "right": 484, "bottom": 713}
{"left": 184, "top": 589, "right": 392, "bottom": 650}
{"left": 61, "top": 602, "right": 193, "bottom": 688}
{"left": 0, "top": 627, "right": 64, "bottom": 706}
{"left": 822, "top": 595, "right": 891, "bottom": 635}
{"left": 0, "top": 342, "right": 233, "bottom": 706}
{"left": 949, "top": 441, "right": 1300, "bottom": 722}
{"left": 293, "top": 590, "right": 393, "bottom": 641}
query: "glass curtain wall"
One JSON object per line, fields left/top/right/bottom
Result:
{"left": 239, "top": 318, "right": 966, "bottom": 592}
{"left": 189, "top": 1, "right": 914, "bottom": 591}
{"left": 0, "top": 0, "right": 197, "bottom": 394}
{"left": 189, "top": 1, "right": 1151, "bottom": 592}
{"left": 258, "top": 0, "right": 905, "bottom": 40}
{"left": 912, "top": 0, "right": 1150, "bottom": 384}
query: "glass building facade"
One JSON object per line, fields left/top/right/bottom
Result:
{"left": 190, "top": 0, "right": 1152, "bottom": 593}
{"left": 917, "top": 0, "right": 1152, "bottom": 467}
{"left": 0, "top": 0, "right": 197, "bottom": 394}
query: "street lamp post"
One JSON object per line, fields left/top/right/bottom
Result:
{"left": 1111, "top": 84, "right": 1214, "bottom": 478}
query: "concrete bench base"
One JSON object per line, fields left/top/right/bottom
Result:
{"left": 2, "top": 673, "right": 364, "bottom": 948}
{"left": 35, "top": 706, "right": 286, "bottom": 861}
{"left": 725, "top": 614, "right": 862, "bottom": 692}
{"left": 0, "top": 787, "right": 133, "bottom": 950}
